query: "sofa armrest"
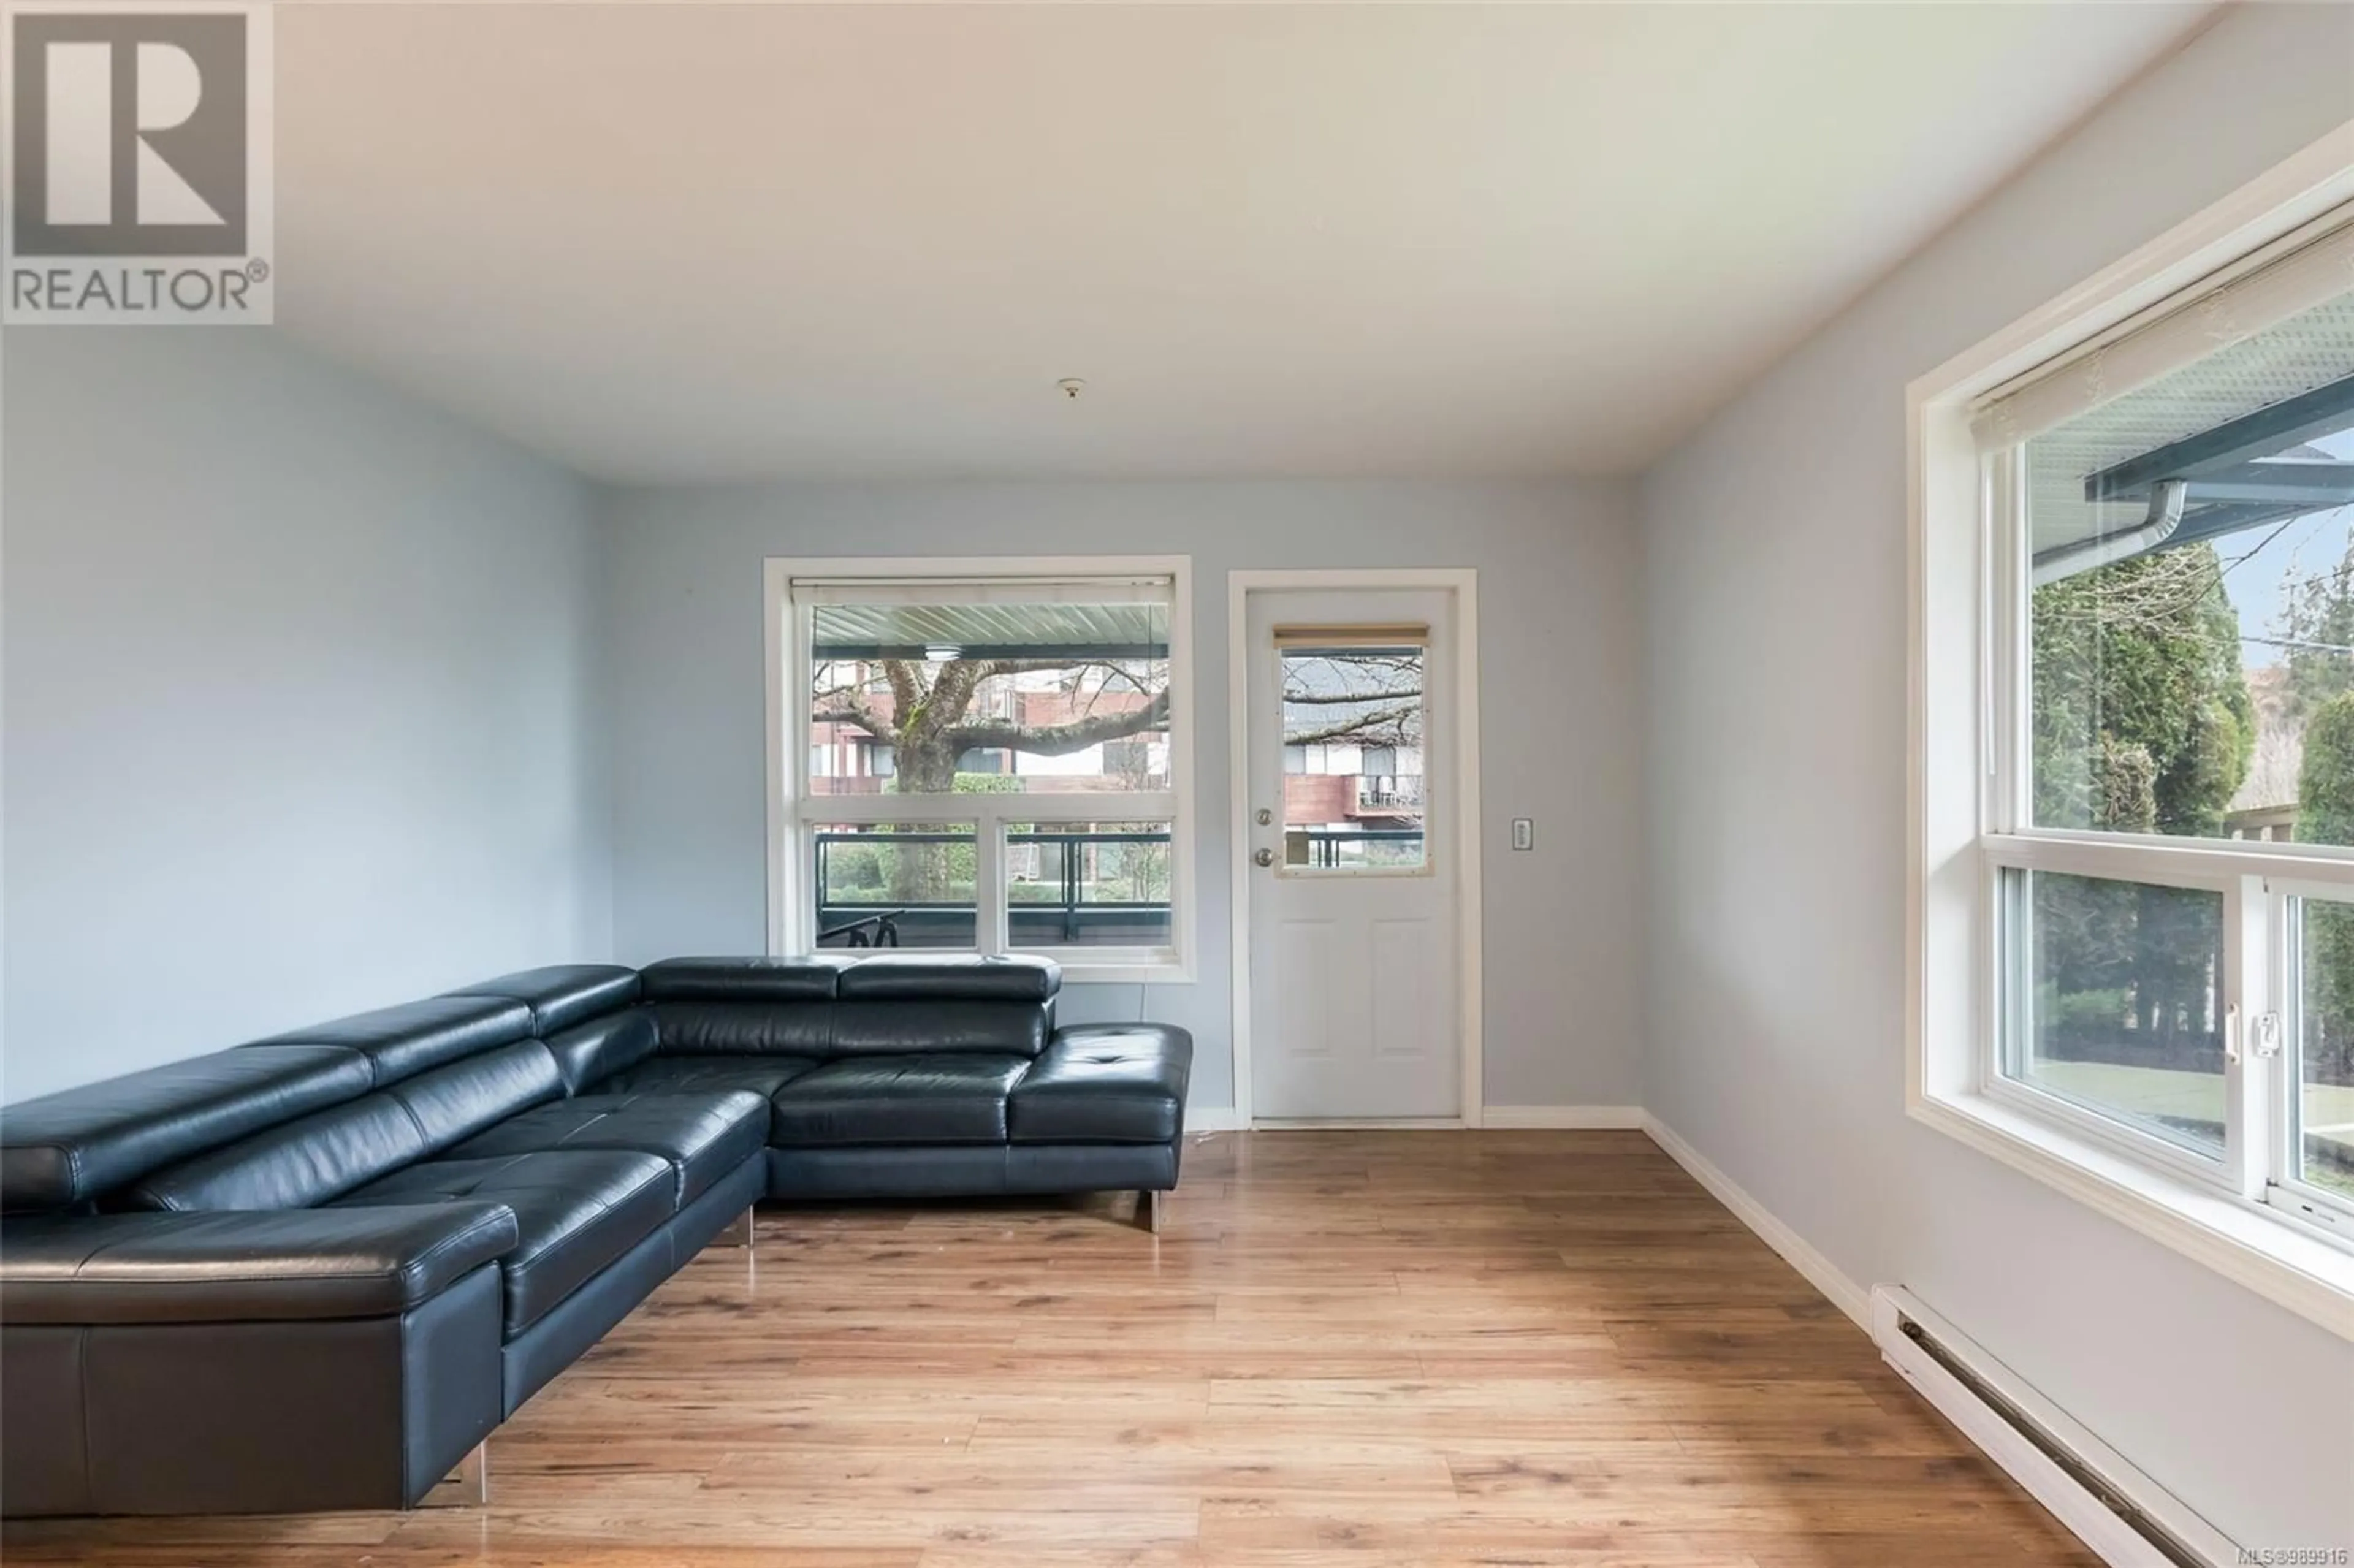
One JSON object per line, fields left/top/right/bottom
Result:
{"left": 0, "top": 1202, "right": 517, "bottom": 1325}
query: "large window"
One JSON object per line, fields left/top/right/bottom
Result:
{"left": 1921, "top": 185, "right": 2354, "bottom": 1324}
{"left": 768, "top": 560, "right": 1190, "bottom": 980}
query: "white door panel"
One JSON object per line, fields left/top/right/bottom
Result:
{"left": 1273, "top": 918, "right": 1339, "bottom": 1060}
{"left": 1246, "top": 587, "right": 1460, "bottom": 1119}
{"left": 1369, "top": 918, "right": 1436, "bottom": 1063}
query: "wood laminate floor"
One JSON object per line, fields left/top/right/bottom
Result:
{"left": 4, "top": 1130, "right": 2097, "bottom": 1567}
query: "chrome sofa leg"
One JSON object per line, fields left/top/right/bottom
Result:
{"left": 419, "top": 1441, "right": 487, "bottom": 1507}
{"left": 1138, "top": 1189, "right": 1163, "bottom": 1235}
{"left": 721, "top": 1205, "right": 756, "bottom": 1248}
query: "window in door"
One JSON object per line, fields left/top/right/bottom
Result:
{"left": 1276, "top": 630, "right": 1428, "bottom": 873}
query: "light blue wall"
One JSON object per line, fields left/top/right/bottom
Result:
{"left": 595, "top": 479, "right": 1647, "bottom": 1115}
{"left": 1639, "top": 2, "right": 2354, "bottom": 1548}
{"left": 2, "top": 329, "right": 613, "bottom": 1103}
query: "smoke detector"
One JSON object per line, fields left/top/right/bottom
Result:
{"left": 1056, "top": 378, "right": 1086, "bottom": 400}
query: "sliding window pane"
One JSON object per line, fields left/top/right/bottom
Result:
{"left": 2008, "top": 869, "right": 2226, "bottom": 1158}
{"left": 1005, "top": 821, "right": 1173, "bottom": 950}
{"left": 2294, "top": 898, "right": 2354, "bottom": 1200}
{"left": 811, "top": 823, "right": 977, "bottom": 950}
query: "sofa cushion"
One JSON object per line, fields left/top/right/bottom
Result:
{"left": 769, "top": 1055, "right": 1031, "bottom": 1147}
{"left": 0, "top": 1203, "right": 517, "bottom": 1323}
{"left": 1, "top": 1046, "right": 373, "bottom": 1213}
{"left": 335, "top": 1150, "right": 673, "bottom": 1334}
{"left": 443, "top": 965, "right": 641, "bottom": 1036}
{"left": 448, "top": 1092, "right": 766, "bottom": 1206}
{"left": 541, "top": 1011, "right": 658, "bottom": 1095}
{"left": 249, "top": 996, "right": 533, "bottom": 1088}
{"left": 595, "top": 1055, "right": 821, "bottom": 1102}
{"left": 1008, "top": 1025, "right": 1193, "bottom": 1144}
{"left": 834, "top": 954, "right": 1060, "bottom": 1002}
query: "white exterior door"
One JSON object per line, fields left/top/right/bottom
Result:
{"left": 1245, "top": 586, "right": 1461, "bottom": 1119}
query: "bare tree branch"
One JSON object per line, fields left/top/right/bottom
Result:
{"left": 811, "top": 683, "right": 892, "bottom": 739}
{"left": 948, "top": 691, "right": 1172, "bottom": 758}
{"left": 813, "top": 704, "right": 893, "bottom": 738}
{"left": 1282, "top": 704, "right": 1420, "bottom": 748}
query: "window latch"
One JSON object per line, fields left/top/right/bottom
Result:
{"left": 2229, "top": 1006, "right": 2284, "bottom": 1064}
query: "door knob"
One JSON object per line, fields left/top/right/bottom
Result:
{"left": 1254, "top": 848, "right": 1275, "bottom": 867}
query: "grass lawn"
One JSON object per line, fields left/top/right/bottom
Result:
{"left": 2030, "top": 1060, "right": 2354, "bottom": 1198}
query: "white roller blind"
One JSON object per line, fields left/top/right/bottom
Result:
{"left": 1972, "top": 206, "right": 2354, "bottom": 452}
{"left": 790, "top": 575, "right": 1172, "bottom": 606}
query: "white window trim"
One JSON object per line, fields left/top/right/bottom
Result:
{"left": 763, "top": 554, "right": 1197, "bottom": 984}
{"left": 1909, "top": 119, "right": 2354, "bottom": 1342}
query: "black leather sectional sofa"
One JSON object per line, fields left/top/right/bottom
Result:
{"left": 0, "top": 954, "right": 1190, "bottom": 1518}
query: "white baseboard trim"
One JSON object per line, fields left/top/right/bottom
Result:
{"left": 1482, "top": 1105, "right": 1648, "bottom": 1129}
{"left": 1640, "top": 1113, "right": 1872, "bottom": 1329}
{"left": 1186, "top": 1106, "right": 1648, "bottom": 1133}
{"left": 1252, "top": 1116, "right": 1465, "bottom": 1130}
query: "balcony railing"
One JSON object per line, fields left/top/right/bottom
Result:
{"left": 813, "top": 826, "right": 1428, "bottom": 946}
{"left": 815, "top": 828, "right": 1176, "bottom": 949}
{"left": 1287, "top": 826, "right": 1425, "bottom": 870}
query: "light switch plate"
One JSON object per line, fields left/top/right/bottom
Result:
{"left": 1511, "top": 817, "right": 1534, "bottom": 851}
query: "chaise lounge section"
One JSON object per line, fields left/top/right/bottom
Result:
{"left": 0, "top": 953, "right": 1190, "bottom": 1517}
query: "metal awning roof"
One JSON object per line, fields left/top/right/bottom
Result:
{"left": 813, "top": 603, "right": 1168, "bottom": 660}
{"left": 2030, "top": 294, "right": 2354, "bottom": 582}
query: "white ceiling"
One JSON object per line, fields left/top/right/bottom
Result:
{"left": 275, "top": 2, "right": 2217, "bottom": 484}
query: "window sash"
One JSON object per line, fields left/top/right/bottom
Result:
{"left": 1981, "top": 845, "right": 2247, "bottom": 1191}
{"left": 797, "top": 796, "right": 1181, "bottom": 961}
{"left": 2269, "top": 886, "right": 2354, "bottom": 1235}
{"left": 795, "top": 592, "right": 1175, "bottom": 802}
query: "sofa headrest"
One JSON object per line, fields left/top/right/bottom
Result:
{"left": 541, "top": 1011, "right": 659, "bottom": 1094}
{"left": 443, "top": 965, "right": 641, "bottom": 1037}
{"left": 248, "top": 995, "right": 533, "bottom": 1087}
{"left": 120, "top": 1040, "right": 564, "bottom": 1214}
{"left": 639, "top": 957, "right": 843, "bottom": 1004}
{"left": 123, "top": 1094, "right": 429, "bottom": 1214}
{"left": 382, "top": 1039, "right": 565, "bottom": 1149}
{"left": 834, "top": 954, "right": 1061, "bottom": 1003}
{"left": 638, "top": 954, "right": 1062, "bottom": 1004}
{"left": 1, "top": 1045, "right": 373, "bottom": 1213}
